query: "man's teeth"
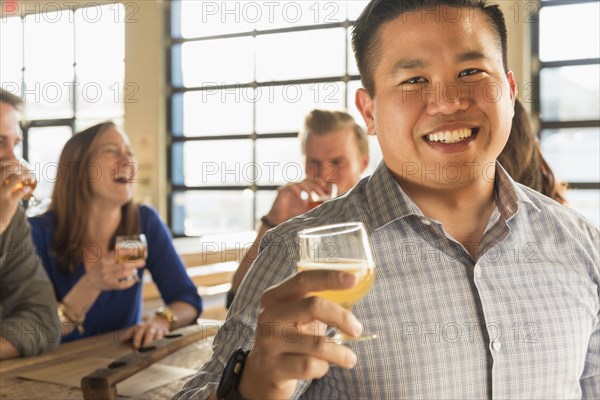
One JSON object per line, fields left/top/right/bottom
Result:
{"left": 426, "top": 128, "right": 473, "bottom": 144}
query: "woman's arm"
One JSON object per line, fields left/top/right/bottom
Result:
{"left": 121, "top": 206, "right": 202, "bottom": 348}
{"left": 142, "top": 206, "right": 203, "bottom": 316}
{"left": 60, "top": 251, "right": 145, "bottom": 335}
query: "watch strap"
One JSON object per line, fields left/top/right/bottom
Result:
{"left": 216, "top": 348, "right": 250, "bottom": 400}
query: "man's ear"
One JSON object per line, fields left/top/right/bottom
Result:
{"left": 360, "top": 153, "right": 370, "bottom": 174}
{"left": 355, "top": 88, "right": 376, "bottom": 136}
{"left": 507, "top": 70, "right": 517, "bottom": 107}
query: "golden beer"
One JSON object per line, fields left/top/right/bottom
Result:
{"left": 115, "top": 235, "right": 147, "bottom": 263}
{"left": 13, "top": 177, "right": 37, "bottom": 200}
{"left": 297, "top": 259, "right": 375, "bottom": 309}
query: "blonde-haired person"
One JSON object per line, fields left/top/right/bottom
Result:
{"left": 29, "top": 122, "right": 202, "bottom": 348}
{"left": 228, "top": 109, "right": 370, "bottom": 307}
{"left": 498, "top": 99, "right": 567, "bottom": 205}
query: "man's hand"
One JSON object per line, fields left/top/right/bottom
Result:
{"left": 0, "top": 161, "right": 31, "bottom": 234}
{"left": 266, "top": 179, "right": 331, "bottom": 225}
{"left": 238, "top": 270, "right": 362, "bottom": 400}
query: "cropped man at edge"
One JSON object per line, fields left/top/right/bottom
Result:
{"left": 0, "top": 89, "right": 60, "bottom": 359}
{"left": 176, "top": 1, "right": 599, "bottom": 398}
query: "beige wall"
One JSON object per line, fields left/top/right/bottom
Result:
{"left": 123, "top": 0, "right": 167, "bottom": 215}
{"left": 499, "top": 0, "right": 533, "bottom": 112}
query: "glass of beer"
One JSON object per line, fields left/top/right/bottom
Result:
{"left": 308, "top": 183, "right": 338, "bottom": 209}
{"left": 115, "top": 234, "right": 147, "bottom": 283}
{"left": 297, "top": 222, "right": 376, "bottom": 343}
{"left": 8, "top": 159, "right": 48, "bottom": 216}
{"left": 13, "top": 170, "right": 37, "bottom": 196}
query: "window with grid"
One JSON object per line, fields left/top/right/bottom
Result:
{"left": 168, "top": 0, "right": 383, "bottom": 236}
{"left": 0, "top": 3, "right": 125, "bottom": 200}
{"left": 533, "top": 0, "right": 600, "bottom": 226}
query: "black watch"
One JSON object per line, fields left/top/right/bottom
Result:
{"left": 216, "top": 348, "right": 250, "bottom": 400}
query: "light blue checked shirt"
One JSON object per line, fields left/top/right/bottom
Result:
{"left": 175, "top": 162, "right": 600, "bottom": 399}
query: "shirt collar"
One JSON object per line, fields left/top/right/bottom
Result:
{"left": 365, "top": 161, "right": 425, "bottom": 231}
{"left": 365, "top": 160, "right": 541, "bottom": 231}
{"left": 494, "top": 162, "right": 541, "bottom": 220}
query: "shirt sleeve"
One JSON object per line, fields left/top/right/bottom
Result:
{"left": 173, "top": 229, "right": 311, "bottom": 400}
{"left": 580, "top": 308, "right": 600, "bottom": 397}
{"left": 0, "top": 207, "right": 61, "bottom": 356}
{"left": 141, "top": 206, "right": 202, "bottom": 315}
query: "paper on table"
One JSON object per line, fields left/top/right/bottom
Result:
{"left": 17, "top": 357, "right": 196, "bottom": 397}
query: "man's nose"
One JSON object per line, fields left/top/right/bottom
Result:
{"left": 425, "top": 81, "right": 470, "bottom": 115}
{"left": 0, "top": 147, "right": 19, "bottom": 162}
{"left": 319, "top": 163, "right": 337, "bottom": 182}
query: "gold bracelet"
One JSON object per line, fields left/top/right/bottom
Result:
{"left": 57, "top": 303, "right": 85, "bottom": 335}
{"left": 155, "top": 306, "right": 178, "bottom": 330}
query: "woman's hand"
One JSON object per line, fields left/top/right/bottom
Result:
{"left": 84, "top": 249, "right": 145, "bottom": 291}
{"left": 122, "top": 318, "right": 170, "bottom": 349}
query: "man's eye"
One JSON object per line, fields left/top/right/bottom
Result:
{"left": 459, "top": 69, "right": 482, "bottom": 78}
{"left": 402, "top": 77, "right": 428, "bottom": 85}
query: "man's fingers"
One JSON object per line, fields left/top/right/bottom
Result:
{"left": 264, "top": 269, "right": 358, "bottom": 302}
{"left": 1, "top": 174, "right": 22, "bottom": 192}
{"left": 270, "top": 354, "right": 330, "bottom": 381}
{"left": 269, "top": 347, "right": 357, "bottom": 382}
{"left": 259, "top": 334, "right": 358, "bottom": 370}
{"left": 259, "top": 295, "right": 363, "bottom": 339}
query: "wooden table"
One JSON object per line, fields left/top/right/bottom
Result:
{"left": 0, "top": 321, "right": 220, "bottom": 399}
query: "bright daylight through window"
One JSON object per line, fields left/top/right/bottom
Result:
{"left": 0, "top": 3, "right": 125, "bottom": 201}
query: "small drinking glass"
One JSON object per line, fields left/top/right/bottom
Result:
{"left": 308, "top": 183, "right": 338, "bottom": 209}
{"left": 115, "top": 234, "right": 147, "bottom": 283}
{"left": 297, "top": 222, "right": 376, "bottom": 343}
{"left": 10, "top": 159, "right": 48, "bottom": 217}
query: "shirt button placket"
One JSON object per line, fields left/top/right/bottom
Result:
{"left": 491, "top": 339, "right": 501, "bottom": 352}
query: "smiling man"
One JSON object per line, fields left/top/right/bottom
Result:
{"left": 175, "top": 1, "right": 599, "bottom": 399}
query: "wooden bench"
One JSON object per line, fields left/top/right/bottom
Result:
{"left": 141, "top": 261, "right": 238, "bottom": 300}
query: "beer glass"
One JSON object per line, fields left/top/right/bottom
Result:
{"left": 9, "top": 159, "right": 48, "bottom": 216}
{"left": 308, "top": 183, "right": 338, "bottom": 209}
{"left": 115, "top": 234, "right": 147, "bottom": 283}
{"left": 297, "top": 222, "right": 376, "bottom": 343}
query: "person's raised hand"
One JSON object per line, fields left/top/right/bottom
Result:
{"left": 238, "top": 269, "right": 362, "bottom": 400}
{"left": 266, "top": 179, "right": 331, "bottom": 225}
{"left": 0, "top": 161, "right": 31, "bottom": 234}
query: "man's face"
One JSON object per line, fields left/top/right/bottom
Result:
{"left": 304, "top": 128, "right": 369, "bottom": 194}
{"left": 0, "top": 102, "right": 22, "bottom": 162}
{"left": 357, "top": 7, "right": 516, "bottom": 189}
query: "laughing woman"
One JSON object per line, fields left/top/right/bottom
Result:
{"left": 29, "top": 122, "right": 202, "bottom": 348}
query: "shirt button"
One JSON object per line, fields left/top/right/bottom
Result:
{"left": 491, "top": 340, "right": 501, "bottom": 352}
{"left": 421, "top": 219, "right": 431, "bottom": 225}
